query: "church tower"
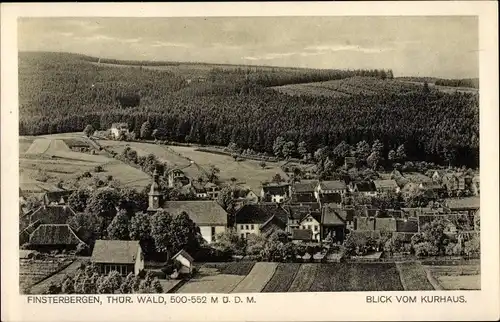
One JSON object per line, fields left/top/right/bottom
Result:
{"left": 148, "top": 169, "right": 163, "bottom": 211}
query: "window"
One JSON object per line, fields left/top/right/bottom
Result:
{"left": 211, "top": 226, "right": 216, "bottom": 236}
{"left": 240, "top": 225, "right": 244, "bottom": 230}
{"left": 246, "top": 225, "right": 249, "bottom": 230}
{"left": 314, "top": 226, "right": 318, "bottom": 232}
{"left": 307, "top": 225, "right": 311, "bottom": 230}
{"left": 246, "top": 232, "right": 250, "bottom": 237}
{"left": 241, "top": 233, "right": 245, "bottom": 239}
{"left": 251, "top": 224, "right": 254, "bottom": 230}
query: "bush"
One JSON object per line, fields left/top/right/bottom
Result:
{"left": 94, "top": 165, "right": 104, "bottom": 173}
{"left": 413, "top": 242, "right": 439, "bottom": 257}
{"left": 75, "top": 243, "right": 90, "bottom": 256}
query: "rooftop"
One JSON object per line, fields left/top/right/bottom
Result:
{"left": 319, "top": 180, "right": 347, "bottom": 191}
{"left": 91, "top": 240, "right": 141, "bottom": 264}
{"left": 373, "top": 179, "right": 399, "bottom": 190}
{"left": 29, "top": 224, "right": 84, "bottom": 246}
{"left": 235, "top": 204, "right": 288, "bottom": 225}
{"left": 161, "top": 200, "right": 228, "bottom": 226}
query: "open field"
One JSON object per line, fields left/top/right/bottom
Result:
{"left": 309, "top": 263, "right": 404, "bottom": 292}
{"left": 272, "top": 77, "right": 423, "bottom": 98}
{"left": 424, "top": 264, "right": 480, "bottom": 290}
{"left": 100, "top": 140, "right": 192, "bottom": 169}
{"left": 273, "top": 77, "right": 479, "bottom": 98}
{"left": 19, "top": 135, "right": 151, "bottom": 191}
{"left": 167, "top": 145, "right": 288, "bottom": 192}
{"left": 231, "top": 262, "right": 278, "bottom": 293}
{"left": 20, "top": 258, "right": 75, "bottom": 294}
{"left": 396, "top": 262, "right": 435, "bottom": 290}
{"left": 288, "top": 264, "right": 318, "bottom": 292}
{"left": 262, "top": 263, "right": 301, "bottom": 293}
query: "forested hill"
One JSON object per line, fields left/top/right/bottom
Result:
{"left": 19, "top": 52, "right": 479, "bottom": 168}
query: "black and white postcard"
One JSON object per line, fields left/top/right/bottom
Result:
{"left": 1, "top": 2, "right": 498, "bottom": 321}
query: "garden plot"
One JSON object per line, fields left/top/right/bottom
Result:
{"left": 176, "top": 266, "right": 245, "bottom": 293}
{"left": 202, "top": 262, "right": 256, "bottom": 276}
{"left": 231, "top": 262, "right": 278, "bottom": 293}
{"left": 288, "top": 264, "right": 318, "bottom": 292}
{"left": 262, "top": 263, "right": 301, "bottom": 292}
{"left": 27, "top": 260, "right": 81, "bottom": 295}
{"left": 19, "top": 258, "right": 74, "bottom": 294}
{"left": 309, "top": 263, "right": 404, "bottom": 292}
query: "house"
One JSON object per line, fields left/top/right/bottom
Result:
{"left": 110, "top": 123, "right": 129, "bottom": 140}
{"left": 261, "top": 183, "right": 290, "bottom": 203}
{"left": 284, "top": 204, "right": 318, "bottom": 233}
{"left": 161, "top": 201, "right": 228, "bottom": 244}
{"left": 350, "top": 181, "right": 377, "bottom": 197}
{"left": 234, "top": 204, "right": 288, "bottom": 239}
{"left": 314, "top": 181, "right": 347, "bottom": 205}
{"left": 190, "top": 183, "right": 209, "bottom": 199}
{"left": 167, "top": 168, "right": 190, "bottom": 188}
{"left": 291, "top": 180, "right": 318, "bottom": 204}
{"left": 373, "top": 179, "right": 400, "bottom": 194}
{"left": 43, "top": 190, "right": 75, "bottom": 206}
{"left": 321, "top": 205, "right": 352, "bottom": 243}
{"left": 21, "top": 204, "right": 77, "bottom": 231}
{"left": 204, "top": 182, "right": 220, "bottom": 200}
{"left": 244, "top": 190, "right": 259, "bottom": 204}
{"left": 443, "top": 197, "right": 480, "bottom": 216}
{"left": 429, "top": 170, "right": 446, "bottom": 183}
{"left": 297, "top": 211, "right": 322, "bottom": 241}
{"left": 91, "top": 240, "right": 144, "bottom": 276}
{"left": 28, "top": 224, "right": 85, "bottom": 250}
{"left": 443, "top": 173, "right": 472, "bottom": 195}
{"left": 172, "top": 249, "right": 194, "bottom": 275}
{"left": 291, "top": 229, "right": 313, "bottom": 243}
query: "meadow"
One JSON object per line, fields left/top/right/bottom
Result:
{"left": 19, "top": 133, "right": 151, "bottom": 191}
{"left": 19, "top": 258, "right": 74, "bottom": 294}
{"left": 167, "top": 145, "right": 288, "bottom": 193}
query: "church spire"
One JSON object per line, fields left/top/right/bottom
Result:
{"left": 148, "top": 168, "right": 163, "bottom": 211}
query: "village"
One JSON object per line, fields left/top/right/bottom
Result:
{"left": 19, "top": 122, "right": 480, "bottom": 294}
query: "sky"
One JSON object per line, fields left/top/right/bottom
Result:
{"left": 18, "top": 16, "right": 479, "bottom": 78}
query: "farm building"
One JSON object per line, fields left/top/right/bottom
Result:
{"left": 91, "top": 240, "right": 144, "bottom": 276}
{"left": 172, "top": 249, "right": 194, "bottom": 275}
{"left": 28, "top": 224, "right": 85, "bottom": 250}
{"left": 373, "top": 179, "right": 400, "bottom": 194}
{"left": 160, "top": 200, "right": 228, "bottom": 244}
{"left": 110, "top": 123, "right": 130, "bottom": 140}
{"left": 234, "top": 204, "right": 288, "bottom": 239}
{"left": 261, "top": 183, "right": 290, "bottom": 203}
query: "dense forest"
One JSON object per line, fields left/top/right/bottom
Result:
{"left": 19, "top": 52, "right": 479, "bottom": 168}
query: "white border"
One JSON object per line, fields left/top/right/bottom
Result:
{"left": 1, "top": 2, "right": 498, "bottom": 321}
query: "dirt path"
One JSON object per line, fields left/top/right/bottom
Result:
{"left": 231, "top": 262, "right": 278, "bottom": 293}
